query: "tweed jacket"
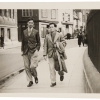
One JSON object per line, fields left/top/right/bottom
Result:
{"left": 43, "top": 31, "right": 66, "bottom": 58}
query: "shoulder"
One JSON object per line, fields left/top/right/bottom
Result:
{"left": 23, "top": 28, "right": 28, "bottom": 35}
{"left": 33, "top": 28, "right": 38, "bottom": 33}
{"left": 23, "top": 28, "right": 27, "bottom": 33}
{"left": 58, "top": 32, "right": 63, "bottom": 38}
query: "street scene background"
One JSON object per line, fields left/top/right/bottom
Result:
{"left": 0, "top": 9, "right": 90, "bottom": 93}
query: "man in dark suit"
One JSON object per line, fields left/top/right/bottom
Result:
{"left": 21, "top": 18, "right": 41, "bottom": 87}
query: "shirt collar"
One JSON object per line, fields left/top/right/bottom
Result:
{"left": 28, "top": 27, "right": 33, "bottom": 31}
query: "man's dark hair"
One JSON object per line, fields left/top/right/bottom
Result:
{"left": 47, "top": 25, "right": 49, "bottom": 28}
{"left": 49, "top": 23, "right": 57, "bottom": 27}
{"left": 27, "top": 17, "right": 34, "bottom": 22}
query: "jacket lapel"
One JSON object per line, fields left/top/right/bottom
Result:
{"left": 47, "top": 34, "right": 52, "bottom": 43}
{"left": 29, "top": 28, "right": 35, "bottom": 37}
{"left": 24, "top": 29, "right": 28, "bottom": 37}
{"left": 54, "top": 32, "right": 59, "bottom": 43}
{"left": 30, "top": 29, "right": 35, "bottom": 36}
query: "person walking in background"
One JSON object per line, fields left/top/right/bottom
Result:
{"left": 21, "top": 18, "right": 41, "bottom": 87}
{"left": 82, "top": 31, "right": 85, "bottom": 46}
{"left": 43, "top": 23, "right": 67, "bottom": 87}
{"left": 77, "top": 32, "right": 83, "bottom": 47}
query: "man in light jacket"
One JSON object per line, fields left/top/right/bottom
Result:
{"left": 43, "top": 23, "right": 67, "bottom": 87}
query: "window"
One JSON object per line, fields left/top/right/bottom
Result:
{"left": 68, "top": 14, "right": 70, "bottom": 21}
{"left": 4, "top": 9, "right": 7, "bottom": 17}
{"left": 22, "top": 10, "right": 26, "bottom": 16}
{"left": 0, "top": 9, "right": 2, "bottom": 16}
{"left": 51, "top": 9, "right": 56, "bottom": 19}
{"left": 83, "top": 15, "right": 85, "bottom": 22}
{"left": 8, "top": 9, "right": 11, "bottom": 18}
{"left": 25, "top": 10, "right": 28, "bottom": 16}
{"left": 41, "top": 9, "right": 48, "bottom": 18}
{"left": 65, "top": 13, "right": 69, "bottom": 22}
{"left": 62, "top": 13, "right": 64, "bottom": 21}
{"left": 29, "top": 10, "right": 33, "bottom": 16}
{"left": 22, "top": 9, "right": 33, "bottom": 17}
{"left": 13, "top": 9, "right": 14, "bottom": 19}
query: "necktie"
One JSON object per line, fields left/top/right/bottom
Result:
{"left": 28, "top": 28, "right": 31, "bottom": 36}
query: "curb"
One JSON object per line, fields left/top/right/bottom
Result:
{"left": 0, "top": 68, "right": 24, "bottom": 88}
{"left": 83, "top": 48, "right": 100, "bottom": 93}
{"left": 0, "top": 56, "right": 44, "bottom": 88}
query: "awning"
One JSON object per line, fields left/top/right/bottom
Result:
{"left": 61, "top": 21, "right": 73, "bottom": 25}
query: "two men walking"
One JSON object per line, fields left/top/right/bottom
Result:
{"left": 21, "top": 18, "right": 67, "bottom": 87}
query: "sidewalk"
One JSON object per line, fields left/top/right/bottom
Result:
{"left": 0, "top": 46, "right": 87, "bottom": 93}
{"left": 0, "top": 41, "right": 21, "bottom": 51}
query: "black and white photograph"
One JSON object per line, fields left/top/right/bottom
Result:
{"left": 0, "top": 3, "right": 99, "bottom": 96}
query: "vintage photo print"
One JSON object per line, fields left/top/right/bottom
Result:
{"left": 0, "top": 2, "right": 100, "bottom": 98}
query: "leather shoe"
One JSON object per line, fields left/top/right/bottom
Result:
{"left": 60, "top": 75, "right": 64, "bottom": 81}
{"left": 27, "top": 81, "right": 33, "bottom": 87}
{"left": 35, "top": 77, "right": 38, "bottom": 84}
{"left": 50, "top": 82, "right": 56, "bottom": 87}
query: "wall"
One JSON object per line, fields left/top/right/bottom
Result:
{"left": 87, "top": 10, "right": 100, "bottom": 72}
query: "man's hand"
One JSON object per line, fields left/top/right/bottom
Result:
{"left": 43, "top": 55, "right": 47, "bottom": 61}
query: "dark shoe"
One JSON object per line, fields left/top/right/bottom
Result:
{"left": 50, "top": 82, "right": 56, "bottom": 87}
{"left": 35, "top": 77, "right": 38, "bottom": 84}
{"left": 27, "top": 81, "right": 33, "bottom": 87}
{"left": 60, "top": 75, "right": 64, "bottom": 81}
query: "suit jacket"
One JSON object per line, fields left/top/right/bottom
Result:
{"left": 43, "top": 31, "right": 66, "bottom": 58}
{"left": 21, "top": 28, "right": 41, "bottom": 55}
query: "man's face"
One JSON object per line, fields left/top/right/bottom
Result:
{"left": 27, "top": 20, "right": 34, "bottom": 28}
{"left": 50, "top": 24, "right": 56, "bottom": 32}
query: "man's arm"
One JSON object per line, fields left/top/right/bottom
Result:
{"left": 36, "top": 31, "right": 41, "bottom": 51}
{"left": 21, "top": 31, "right": 24, "bottom": 52}
{"left": 43, "top": 35, "right": 48, "bottom": 56}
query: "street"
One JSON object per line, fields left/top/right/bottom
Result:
{"left": 0, "top": 39, "right": 87, "bottom": 93}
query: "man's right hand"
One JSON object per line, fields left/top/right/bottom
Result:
{"left": 43, "top": 56, "right": 47, "bottom": 61}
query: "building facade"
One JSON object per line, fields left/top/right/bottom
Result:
{"left": 17, "top": 9, "right": 59, "bottom": 42}
{"left": 0, "top": 9, "right": 18, "bottom": 45}
{"left": 57, "top": 9, "right": 74, "bottom": 36}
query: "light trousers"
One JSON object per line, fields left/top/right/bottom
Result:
{"left": 48, "top": 57, "right": 64, "bottom": 84}
{"left": 23, "top": 51, "right": 38, "bottom": 82}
